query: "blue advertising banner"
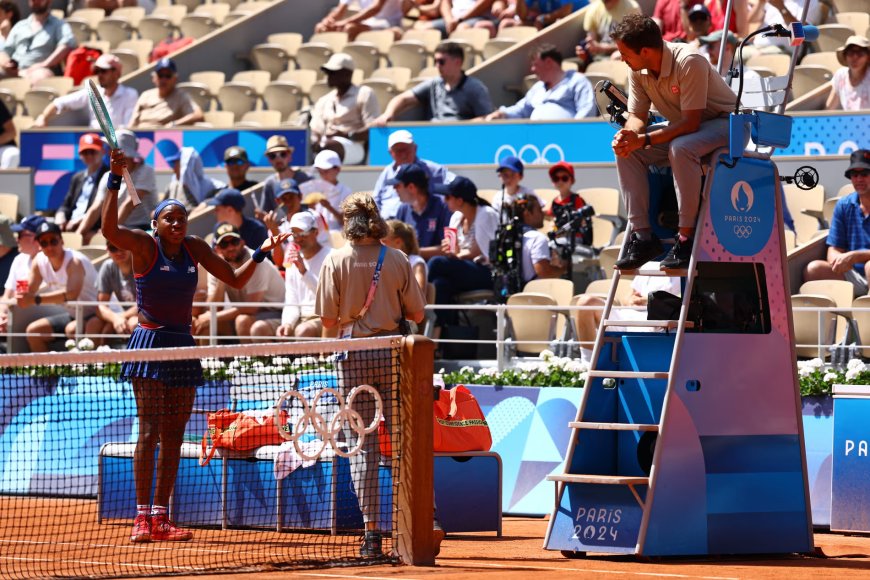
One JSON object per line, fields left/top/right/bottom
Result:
{"left": 20, "top": 128, "right": 308, "bottom": 211}
{"left": 369, "top": 113, "right": 869, "bottom": 166}
{"left": 831, "top": 389, "right": 870, "bottom": 532}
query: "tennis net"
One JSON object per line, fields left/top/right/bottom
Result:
{"left": 0, "top": 335, "right": 436, "bottom": 579}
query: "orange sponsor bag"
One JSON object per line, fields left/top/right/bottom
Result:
{"left": 433, "top": 385, "right": 492, "bottom": 452}
{"left": 199, "top": 409, "right": 288, "bottom": 465}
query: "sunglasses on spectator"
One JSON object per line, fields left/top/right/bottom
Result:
{"left": 217, "top": 238, "right": 241, "bottom": 249}
{"left": 267, "top": 151, "right": 289, "bottom": 160}
{"left": 225, "top": 159, "right": 247, "bottom": 166}
{"left": 851, "top": 169, "right": 869, "bottom": 177}
{"left": 95, "top": 68, "right": 112, "bottom": 74}
{"left": 551, "top": 174, "right": 572, "bottom": 183}
{"left": 38, "top": 237, "right": 61, "bottom": 248}
{"left": 156, "top": 72, "right": 174, "bottom": 79}
{"left": 434, "top": 58, "right": 448, "bottom": 66}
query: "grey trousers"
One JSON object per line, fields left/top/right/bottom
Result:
{"left": 337, "top": 348, "right": 396, "bottom": 525}
{"left": 616, "top": 118, "right": 731, "bottom": 230}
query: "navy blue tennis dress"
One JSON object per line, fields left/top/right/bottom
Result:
{"left": 120, "top": 236, "right": 204, "bottom": 387}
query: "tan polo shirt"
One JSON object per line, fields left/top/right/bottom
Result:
{"left": 310, "top": 84, "right": 379, "bottom": 142}
{"left": 627, "top": 42, "right": 735, "bottom": 123}
{"left": 316, "top": 243, "right": 426, "bottom": 338}
{"left": 129, "top": 87, "right": 196, "bottom": 127}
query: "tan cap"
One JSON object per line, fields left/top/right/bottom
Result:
{"left": 265, "top": 135, "right": 291, "bottom": 154}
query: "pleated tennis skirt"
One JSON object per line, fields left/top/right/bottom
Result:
{"left": 120, "top": 325, "right": 204, "bottom": 387}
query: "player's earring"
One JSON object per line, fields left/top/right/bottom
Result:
{"left": 151, "top": 220, "right": 158, "bottom": 236}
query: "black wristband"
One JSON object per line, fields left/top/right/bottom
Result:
{"left": 107, "top": 173, "right": 123, "bottom": 190}
{"left": 252, "top": 247, "right": 268, "bottom": 263}
{"left": 34, "top": 295, "right": 42, "bottom": 305}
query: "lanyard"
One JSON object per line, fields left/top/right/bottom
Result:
{"left": 358, "top": 245, "right": 386, "bottom": 320}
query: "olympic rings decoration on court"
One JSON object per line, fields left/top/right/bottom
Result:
{"left": 494, "top": 144, "right": 565, "bottom": 165}
{"left": 734, "top": 225, "right": 752, "bottom": 238}
{"left": 274, "top": 384, "right": 383, "bottom": 461}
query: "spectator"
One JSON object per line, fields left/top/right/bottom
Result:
{"left": 34, "top": 54, "right": 138, "bottom": 129}
{"left": 653, "top": 0, "right": 689, "bottom": 42}
{"left": 314, "top": 192, "right": 426, "bottom": 558}
{"left": 372, "top": 129, "right": 449, "bottom": 220}
{"left": 88, "top": 242, "right": 138, "bottom": 346}
{"left": 0, "top": 0, "right": 76, "bottom": 83}
{"left": 266, "top": 181, "right": 330, "bottom": 268}
{"left": 392, "top": 161, "right": 452, "bottom": 259}
{"left": 79, "top": 129, "right": 158, "bottom": 242}
{"left": 826, "top": 36, "right": 870, "bottom": 112}
{"left": 385, "top": 219, "right": 428, "bottom": 293}
{"left": 371, "top": 42, "right": 493, "bottom": 125}
{"left": 491, "top": 156, "right": 539, "bottom": 211}
{"left": 0, "top": 215, "right": 18, "bottom": 288}
{"left": 258, "top": 135, "right": 311, "bottom": 220}
{"left": 16, "top": 222, "right": 98, "bottom": 352}
{"left": 194, "top": 223, "right": 285, "bottom": 341}
{"left": 0, "top": 99, "right": 19, "bottom": 169}
{"left": 428, "top": 176, "right": 499, "bottom": 326}
{"left": 511, "top": 193, "right": 566, "bottom": 283}
{"left": 0, "top": 215, "right": 67, "bottom": 353}
{"left": 424, "top": 0, "right": 497, "bottom": 38}
{"left": 610, "top": 14, "right": 734, "bottom": 271}
{"left": 315, "top": 0, "right": 406, "bottom": 40}
{"left": 545, "top": 161, "right": 592, "bottom": 246}
{"left": 205, "top": 189, "right": 269, "bottom": 251}
{"left": 128, "top": 58, "right": 204, "bottom": 128}
{"left": 485, "top": 44, "right": 596, "bottom": 121}
{"left": 804, "top": 150, "right": 870, "bottom": 296}
{"left": 685, "top": 4, "right": 712, "bottom": 43}
{"left": 55, "top": 133, "right": 109, "bottom": 236}
{"left": 82, "top": 0, "right": 138, "bottom": 15}
{"left": 264, "top": 211, "right": 329, "bottom": 339}
{"left": 0, "top": 1, "right": 21, "bottom": 44}
{"left": 698, "top": 29, "right": 740, "bottom": 72}
{"left": 160, "top": 145, "right": 225, "bottom": 211}
{"left": 576, "top": 0, "right": 640, "bottom": 64}
{"left": 300, "top": 149, "right": 351, "bottom": 232}
{"left": 223, "top": 146, "right": 259, "bottom": 192}
{"left": 310, "top": 53, "right": 379, "bottom": 166}
{"left": 500, "top": 0, "right": 585, "bottom": 31}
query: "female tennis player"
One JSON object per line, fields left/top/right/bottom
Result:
{"left": 101, "top": 149, "right": 289, "bottom": 544}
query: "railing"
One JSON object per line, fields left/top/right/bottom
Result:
{"left": 1, "top": 300, "right": 864, "bottom": 370}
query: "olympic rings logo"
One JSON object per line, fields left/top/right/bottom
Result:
{"left": 734, "top": 225, "right": 752, "bottom": 238}
{"left": 494, "top": 144, "right": 565, "bottom": 165}
{"left": 274, "top": 385, "right": 383, "bottom": 461}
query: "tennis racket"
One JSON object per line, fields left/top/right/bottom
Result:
{"left": 87, "top": 79, "right": 140, "bottom": 206}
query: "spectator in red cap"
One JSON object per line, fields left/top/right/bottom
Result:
{"left": 546, "top": 161, "right": 591, "bottom": 245}
{"left": 34, "top": 53, "right": 138, "bottom": 129}
{"left": 55, "top": 133, "right": 109, "bottom": 237}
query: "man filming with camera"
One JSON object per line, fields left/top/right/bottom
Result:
{"left": 513, "top": 194, "right": 567, "bottom": 284}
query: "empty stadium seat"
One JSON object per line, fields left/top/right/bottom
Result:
{"left": 189, "top": 71, "right": 226, "bottom": 99}
{"left": 342, "top": 43, "right": 381, "bottom": 77}
{"left": 24, "top": 87, "right": 58, "bottom": 117}
{"left": 369, "top": 66, "right": 411, "bottom": 91}
{"left": 448, "top": 28, "right": 489, "bottom": 68}
{"left": 306, "top": 31, "right": 349, "bottom": 53}
{"left": 137, "top": 5, "right": 187, "bottom": 43}
{"left": 66, "top": 8, "right": 104, "bottom": 44}
{"left": 111, "top": 50, "right": 141, "bottom": 75}
{"left": 231, "top": 70, "right": 270, "bottom": 97}
{"left": 832, "top": 0, "right": 870, "bottom": 12}
{"left": 236, "top": 109, "right": 282, "bottom": 127}
{"left": 33, "top": 76, "right": 73, "bottom": 95}
{"left": 176, "top": 82, "right": 214, "bottom": 112}
{"left": 267, "top": 32, "right": 303, "bottom": 62}
{"left": 251, "top": 44, "right": 293, "bottom": 79}
{"left": 585, "top": 60, "right": 630, "bottom": 89}
{"left": 388, "top": 42, "right": 427, "bottom": 76}
{"left": 278, "top": 68, "right": 318, "bottom": 101}
{"left": 792, "top": 64, "right": 833, "bottom": 99}
{"left": 0, "top": 78, "right": 30, "bottom": 115}
{"left": 483, "top": 25, "right": 537, "bottom": 60}
{"left": 813, "top": 24, "right": 855, "bottom": 53}
{"left": 118, "top": 39, "right": 154, "bottom": 65}
{"left": 784, "top": 183, "right": 826, "bottom": 245}
{"left": 400, "top": 28, "right": 442, "bottom": 55}
{"left": 97, "top": 18, "right": 137, "bottom": 48}
{"left": 836, "top": 11, "right": 870, "bottom": 36}
{"left": 361, "top": 79, "right": 400, "bottom": 110}
{"left": 263, "top": 82, "right": 304, "bottom": 121}
{"left": 308, "top": 80, "right": 332, "bottom": 104}
{"left": 217, "top": 84, "right": 259, "bottom": 121}
{"left": 202, "top": 110, "right": 235, "bottom": 127}
{"left": 747, "top": 53, "right": 792, "bottom": 77}
{"left": 294, "top": 44, "right": 334, "bottom": 78}
{"left": 800, "top": 51, "right": 841, "bottom": 74}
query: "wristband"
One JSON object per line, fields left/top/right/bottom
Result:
{"left": 34, "top": 295, "right": 42, "bottom": 306}
{"left": 107, "top": 173, "right": 123, "bottom": 190}
{"left": 252, "top": 247, "right": 268, "bottom": 263}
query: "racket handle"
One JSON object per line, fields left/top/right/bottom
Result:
{"left": 122, "top": 167, "right": 140, "bottom": 206}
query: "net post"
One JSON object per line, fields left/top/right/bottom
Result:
{"left": 397, "top": 335, "right": 435, "bottom": 565}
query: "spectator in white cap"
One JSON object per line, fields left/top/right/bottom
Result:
{"left": 300, "top": 149, "right": 352, "bottom": 231}
{"left": 310, "top": 53, "right": 380, "bottom": 166}
{"left": 371, "top": 129, "right": 449, "bottom": 220}
{"left": 78, "top": 129, "right": 158, "bottom": 240}
{"left": 129, "top": 58, "right": 204, "bottom": 128}
{"left": 34, "top": 53, "right": 138, "bottom": 128}
{"left": 314, "top": 0, "right": 406, "bottom": 40}
{"left": 256, "top": 211, "right": 329, "bottom": 340}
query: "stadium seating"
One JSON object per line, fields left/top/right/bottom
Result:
{"left": 800, "top": 52, "right": 841, "bottom": 74}
{"left": 836, "top": 12, "right": 869, "bottom": 36}
{"left": 792, "top": 65, "right": 834, "bottom": 99}
{"left": 388, "top": 42, "right": 427, "bottom": 76}
{"left": 813, "top": 24, "right": 855, "bottom": 53}
{"left": 137, "top": 5, "right": 187, "bottom": 43}
{"left": 66, "top": 8, "right": 104, "bottom": 44}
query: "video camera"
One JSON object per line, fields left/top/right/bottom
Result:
{"left": 489, "top": 215, "right": 524, "bottom": 302}
{"left": 595, "top": 80, "right": 629, "bottom": 128}
{"left": 549, "top": 205, "right": 596, "bottom": 273}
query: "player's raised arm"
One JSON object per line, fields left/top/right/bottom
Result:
{"left": 101, "top": 149, "right": 152, "bottom": 257}
{"left": 187, "top": 232, "right": 290, "bottom": 290}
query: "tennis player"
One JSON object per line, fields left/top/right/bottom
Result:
{"left": 101, "top": 149, "right": 289, "bottom": 543}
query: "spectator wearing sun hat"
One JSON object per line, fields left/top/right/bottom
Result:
{"left": 128, "top": 58, "right": 204, "bottom": 128}
{"left": 34, "top": 53, "right": 138, "bottom": 129}
{"left": 55, "top": 133, "right": 109, "bottom": 236}
{"left": 827, "top": 35, "right": 870, "bottom": 112}
{"left": 310, "top": 53, "right": 380, "bottom": 165}
{"left": 300, "top": 149, "right": 352, "bottom": 231}
{"left": 206, "top": 188, "right": 269, "bottom": 251}
{"left": 78, "top": 129, "right": 158, "bottom": 242}
{"left": 258, "top": 135, "right": 312, "bottom": 220}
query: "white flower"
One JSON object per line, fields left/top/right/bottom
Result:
{"left": 251, "top": 361, "right": 266, "bottom": 374}
{"left": 273, "top": 356, "right": 292, "bottom": 368}
{"left": 202, "top": 358, "right": 223, "bottom": 371}
{"left": 96, "top": 345, "right": 113, "bottom": 353}
{"left": 438, "top": 368, "right": 446, "bottom": 374}
{"left": 77, "top": 338, "right": 95, "bottom": 351}
{"left": 539, "top": 349, "right": 554, "bottom": 361}
{"left": 823, "top": 372, "right": 838, "bottom": 383}
{"left": 478, "top": 367, "right": 499, "bottom": 378}
{"left": 65, "top": 339, "right": 76, "bottom": 350}
{"left": 459, "top": 366, "right": 474, "bottom": 374}
{"left": 806, "top": 358, "right": 824, "bottom": 370}
{"left": 847, "top": 358, "right": 866, "bottom": 372}
{"left": 518, "top": 362, "right": 542, "bottom": 373}
{"left": 228, "top": 360, "right": 241, "bottom": 371}
{"left": 798, "top": 365, "right": 814, "bottom": 378}
{"left": 565, "top": 360, "right": 587, "bottom": 374}
{"left": 846, "top": 368, "right": 862, "bottom": 381}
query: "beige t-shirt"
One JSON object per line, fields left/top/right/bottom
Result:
{"left": 310, "top": 84, "right": 379, "bottom": 143}
{"left": 627, "top": 42, "right": 735, "bottom": 124}
{"left": 316, "top": 243, "right": 426, "bottom": 338}
{"left": 129, "top": 87, "right": 196, "bottom": 127}
{"left": 208, "top": 247, "right": 285, "bottom": 310}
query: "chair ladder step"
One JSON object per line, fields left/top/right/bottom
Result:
{"left": 569, "top": 421, "right": 659, "bottom": 432}
{"left": 547, "top": 474, "right": 650, "bottom": 485}
{"left": 587, "top": 370, "right": 670, "bottom": 380}
{"left": 602, "top": 319, "right": 694, "bottom": 329}
{"left": 632, "top": 268, "right": 691, "bottom": 277}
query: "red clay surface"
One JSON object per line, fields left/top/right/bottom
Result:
{"left": 4, "top": 497, "right": 870, "bottom": 580}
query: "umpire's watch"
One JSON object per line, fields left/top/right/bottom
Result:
{"left": 643, "top": 133, "right": 652, "bottom": 149}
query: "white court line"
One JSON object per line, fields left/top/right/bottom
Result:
{"left": 0, "top": 538, "right": 282, "bottom": 556}
{"left": 0, "top": 556, "right": 203, "bottom": 571}
{"left": 300, "top": 574, "right": 419, "bottom": 580}
{"left": 458, "top": 562, "right": 740, "bottom": 580}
